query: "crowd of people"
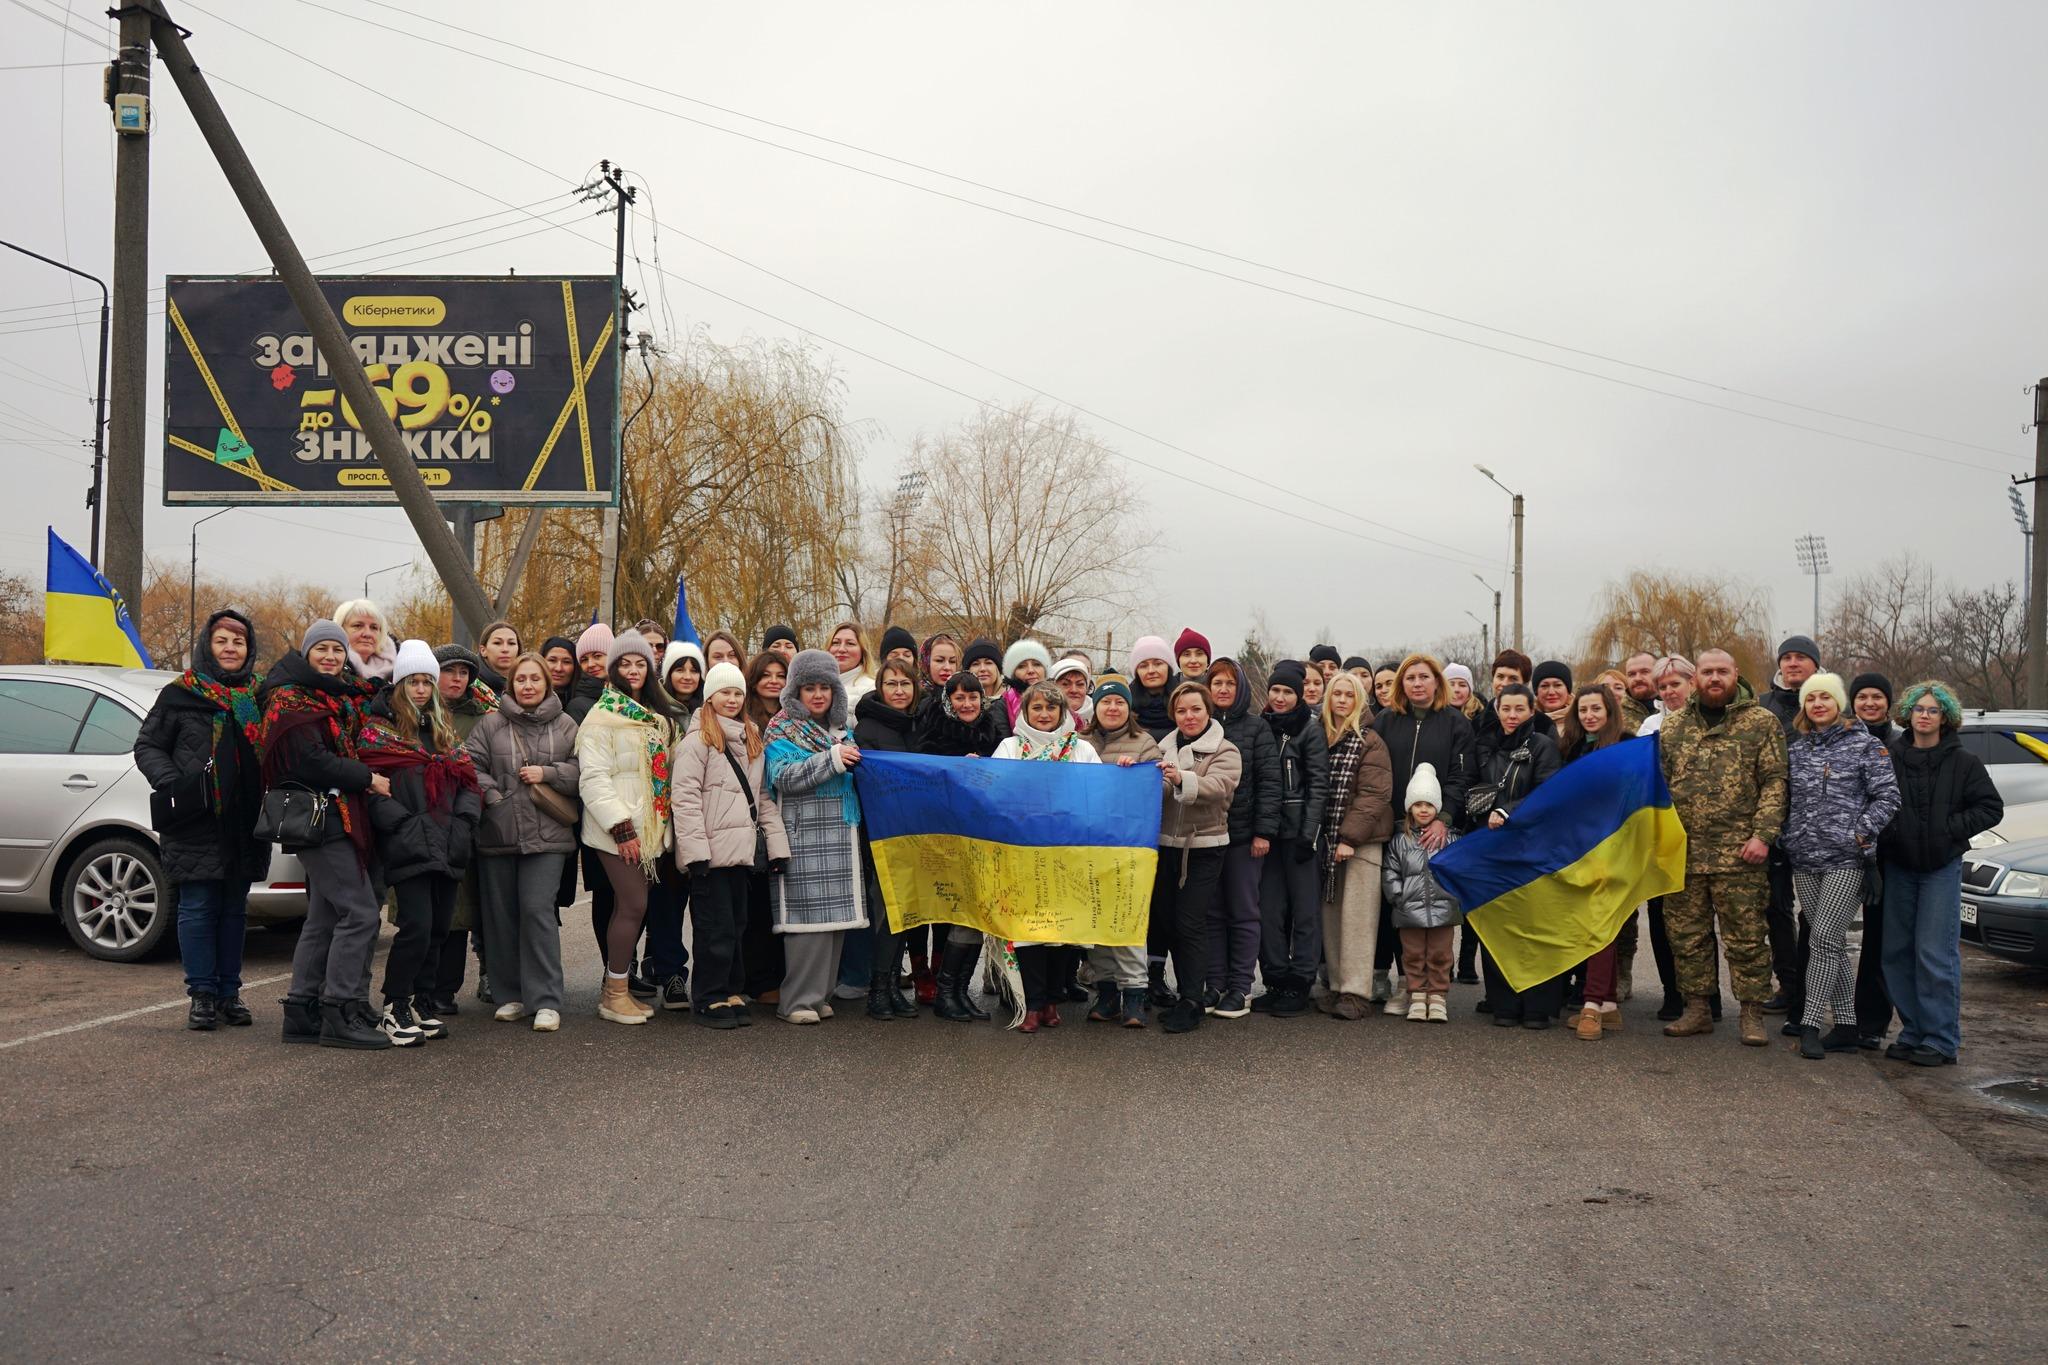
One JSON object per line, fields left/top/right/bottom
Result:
{"left": 136, "top": 607, "right": 2001, "bottom": 1066}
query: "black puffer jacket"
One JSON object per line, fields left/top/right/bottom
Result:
{"left": 132, "top": 609, "right": 272, "bottom": 884}
{"left": 1479, "top": 722, "right": 1562, "bottom": 820}
{"left": 566, "top": 671, "right": 605, "bottom": 722}
{"left": 1212, "top": 661, "right": 1281, "bottom": 845}
{"left": 1372, "top": 703, "right": 1478, "bottom": 826}
{"left": 1880, "top": 732, "right": 2001, "bottom": 872}
{"left": 1265, "top": 704, "right": 1329, "bottom": 844}
{"left": 854, "top": 691, "right": 918, "bottom": 753}
{"left": 363, "top": 691, "right": 483, "bottom": 884}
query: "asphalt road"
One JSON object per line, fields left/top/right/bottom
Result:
{"left": 2, "top": 909, "right": 2043, "bottom": 1363}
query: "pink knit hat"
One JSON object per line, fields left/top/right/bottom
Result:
{"left": 575, "top": 622, "right": 614, "bottom": 659}
{"left": 1127, "top": 635, "right": 1172, "bottom": 672}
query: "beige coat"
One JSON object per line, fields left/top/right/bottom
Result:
{"left": 1158, "top": 719, "right": 1242, "bottom": 850}
{"left": 671, "top": 716, "right": 791, "bottom": 870}
{"left": 1085, "top": 719, "right": 1163, "bottom": 765}
{"left": 575, "top": 699, "right": 675, "bottom": 859}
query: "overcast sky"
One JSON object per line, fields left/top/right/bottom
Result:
{"left": 4, "top": 0, "right": 2043, "bottom": 664}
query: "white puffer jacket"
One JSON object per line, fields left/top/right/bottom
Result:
{"left": 672, "top": 716, "right": 791, "bottom": 870}
{"left": 575, "top": 699, "right": 674, "bottom": 857}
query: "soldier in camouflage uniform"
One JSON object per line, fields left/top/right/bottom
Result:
{"left": 1657, "top": 649, "right": 1788, "bottom": 1045}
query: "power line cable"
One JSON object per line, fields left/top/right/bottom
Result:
{"left": 299, "top": 0, "right": 2018, "bottom": 465}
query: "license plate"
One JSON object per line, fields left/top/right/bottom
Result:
{"left": 1961, "top": 901, "right": 1979, "bottom": 925}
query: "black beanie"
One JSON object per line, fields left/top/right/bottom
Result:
{"left": 963, "top": 637, "right": 1002, "bottom": 669}
{"left": 1342, "top": 655, "right": 1371, "bottom": 672}
{"left": 880, "top": 625, "right": 917, "bottom": 659}
{"left": 1532, "top": 660, "right": 1573, "bottom": 693}
{"left": 1308, "top": 644, "right": 1341, "bottom": 666}
{"left": 1849, "top": 671, "right": 1893, "bottom": 706}
{"left": 763, "top": 624, "right": 798, "bottom": 650}
{"left": 1269, "top": 659, "right": 1307, "bottom": 695}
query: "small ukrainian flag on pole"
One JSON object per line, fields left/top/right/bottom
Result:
{"left": 1430, "top": 737, "right": 1686, "bottom": 992}
{"left": 43, "top": 528, "right": 152, "bottom": 668}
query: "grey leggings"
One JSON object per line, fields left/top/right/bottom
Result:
{"left": 1793, "top": 866, "right": 1863, "bottom": 1029}
{"left": 479, "top": 852, "right": 568, "bottom": 1012}
{"left": 289, "top": 838, "right": 382, "bottom": 1005}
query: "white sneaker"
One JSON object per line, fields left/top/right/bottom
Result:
{"left": 531, "top": 1008, "right": 560, "bottom": 1032}
{"left": 784, "top": 1007, "right": 821, "bottom": 1025}
{"left": 1406, "top": 995, "right": 1428, "bottom": 1021}
{"left": 1384, "top": 990, "right": 1409, "bottom": 1017}
{"left": 830, "top": 983, "right": 865, "bottom": 1001}
{"left": 379, "top": 1003, "right": 423, "bottom": 1047}
{"left": 1427, "top": 994, "right": 1449, "bottom": 1023}
{"left": 493, "top": 1001, "right": 527, "bottom": 1023}
{"left": 818, "top": 1002, "right": 834, "bottom": 1019}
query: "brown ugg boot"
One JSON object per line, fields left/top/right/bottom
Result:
{"left": 599, "top": 976, "right": 651, "bottom": 1024}
{"left": 1662, "top": 995, "right": 1714, "bottom": 1037}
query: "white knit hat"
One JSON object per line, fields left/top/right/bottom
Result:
{"left": 1002, "top": 638, "right": 1053, "bottom": 680}
{"left": 392, "top": 638, "right": 440, "bottom": 685}
{"left": 1443, "top": 662, "right": 1473, "bottom": 688}
{"left": 1405, "top": 762, "right": 1443, "bottom": 810}
{"left": 1049, "top": 656, "right": 1089, "bottom": 682}
{"left": 703, "top": 661, "right": 745, "bottom": 699}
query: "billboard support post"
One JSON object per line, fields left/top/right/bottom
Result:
{"left": 146, "top": 4, "right": 495, "bottom": 637}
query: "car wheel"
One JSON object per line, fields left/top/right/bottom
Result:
{"left": 58, "top": 837, "right": 169, "bottom": 962}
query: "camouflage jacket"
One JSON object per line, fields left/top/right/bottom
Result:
{"left": 1659, "top": 680, "right": 1789, "bottom": 873}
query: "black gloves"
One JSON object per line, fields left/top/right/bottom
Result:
{"left": 687, "top": 861, "right": 710, "bottom": 878}
{"left": 769, "top": 857, "right": 788, "bottom": 876}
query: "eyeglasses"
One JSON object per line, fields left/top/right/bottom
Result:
{"left": 1909, "top": 704, "right": 1945, "bottom": 717}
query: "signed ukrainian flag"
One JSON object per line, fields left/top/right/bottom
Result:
{"left": 852, "top": 750, "right": 1160, "bottom": 946}
{"left": 1430, "top": 736, "right": 1685, "bottom": 992}
{"left": 43, "top": 528, "right": 151, "bottom": 668}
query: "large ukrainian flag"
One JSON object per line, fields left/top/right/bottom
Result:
{"left": 1430, "top": 736, "right": 1685, "bottom": 992}
{"left": 852, "top": 750, "right": 1160, "bottom": 945}
{"left": 43, "top": 528, "right": 151, "bottom": 668}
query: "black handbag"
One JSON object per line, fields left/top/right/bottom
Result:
{"left": 148, "top": 760, "right": 215, "bottom": 834}
{"left": 253, "top": 781, "right": 331, "bottom": 851}
{"left": 721, "top": 749, "right": 771, "bottom": 874}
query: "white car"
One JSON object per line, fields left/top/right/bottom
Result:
{"left": 0, "top": 664, "right": 307, "bottom": 961}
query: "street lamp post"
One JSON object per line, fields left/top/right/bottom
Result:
{"left": 1472, "top": 572, "right": 1502, "bottom": 655}
{"left": 187, "top": 508, "right": 233, "bottom": 665}
{"left": 881, "top": 468, "right": 928, "bottom": 625}
{"left": 1464, "top": 609, "right": 1489, "bottom": 665}
{"left": 1794, "top": 534, "right": 1830, "bottom": 640}
{"left": 1473, "top": 465, "right": 1524, "bottom": 650}
{"left": 365, "top": 560, "right": 414, "bottom": 601}
{"left": 0, "top": 239, "right": 110, "bottom": 566}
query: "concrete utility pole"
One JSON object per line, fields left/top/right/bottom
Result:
{"left": 1473, "top": 466, "right": 1524, "bottom": 650}
{"left": 1794, "top": 533, "right": 1830, "bottom": 640}
{"left": 1473, "top": 573, "right": 1502, "bottom": 659}
{"left": 2029, "top": 381, "right": 2048, "bottom": 708}
{"left": 594, "top": 160, "right": 637, "bottom": 625}
{"left": 144, "top": 4, "right": 494, "bottom": 636}
{"left": 102, "top": 5, "right": 154, "bottom": 608}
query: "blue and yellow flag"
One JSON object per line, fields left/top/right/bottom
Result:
{"left": 43, "top": 528, "right": 151, "bottom": 668}
{"left": 1430, "top": 736, "right": 1685, "bottom": 992}
{"left": 852, "top": 751, "right": 1160, "bottom": 945}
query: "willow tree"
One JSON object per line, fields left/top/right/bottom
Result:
{"left": 393, "top": 330, "right": 863, "bottom": 649}
{"left": 899, "top": 401, "right": 1151, "bottom": 646}
{"left": 1578, "top": 569, "right": 1772, "bottom": 684}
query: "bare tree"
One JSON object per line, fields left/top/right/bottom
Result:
{"left": 901, "top": 401, "right": 1153, "bottom": 644}
{"left": 1827, "top": 555, "right": 2028, "bottom": 707}
{"left": 0, "top": 570, "right": 41, "bottom": 663}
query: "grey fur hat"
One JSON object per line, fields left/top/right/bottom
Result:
{"left": 781, "top": 647, "right": 847, "bottom": 728}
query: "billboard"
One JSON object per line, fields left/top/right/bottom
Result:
{"left": 161, "top": 275, "right": 620, "bottom": 506}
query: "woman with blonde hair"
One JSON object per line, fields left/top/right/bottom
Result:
{"left": 331, "top": 598, "right": 396, "bottom": 682}
{"left": 1370, "top": 653, "right": 1476, "bottom": 1013}
{"left": 673, "top": 661, "right": 790, "bottom": 1028}
{"left": 1317, "top": 671, "right": 1393, "bottom": 1019}
{"left": 826, "top": 621, "right": 874, "bottom": 705}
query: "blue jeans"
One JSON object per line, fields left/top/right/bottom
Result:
{"left": 1879, "top": 858, "right": 1963, "bottom": 1058}
{"left": 177, "top": 878, "right": 250, "bottom": 998}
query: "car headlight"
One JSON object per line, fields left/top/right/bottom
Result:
{"left": 1971, "top": 828, "right": 2008, "bottom": 848}
{"left": 1998, "top": 870, "right": 2048, "bottom": 898}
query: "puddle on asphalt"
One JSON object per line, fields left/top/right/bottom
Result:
{"left": 1977, "top": 1077, "right": 2048, "bottom": 1118}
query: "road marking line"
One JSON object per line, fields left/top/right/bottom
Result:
{"left": 0, "top": 971, "right": 293, "bottom": 1050}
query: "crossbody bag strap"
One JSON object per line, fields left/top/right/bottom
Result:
{"left": 721, "top": 747, "right": 760, "bottom": 823}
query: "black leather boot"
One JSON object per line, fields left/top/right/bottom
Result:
{"left": 216, "top": 995, "right": 253, "bottom": 1026}
{"left": 186, "top": 992, "right": 218, "bottom": 1031}
{"left": 931, "top": 940, "right": 978, "bottom": 1022}
{"left": 318, "top": 998, "right": 393, "bottom": 1050}
{"left": 280, "top": 993, "right": 321, "bottom": 1045}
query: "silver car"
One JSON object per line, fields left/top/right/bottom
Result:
{"left": 0, "top": 664, "right": 306, "bottom": 961}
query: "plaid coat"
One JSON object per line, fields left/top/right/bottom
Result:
{"left": 765, "top": 736, "right": 868, "bottom": 934}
